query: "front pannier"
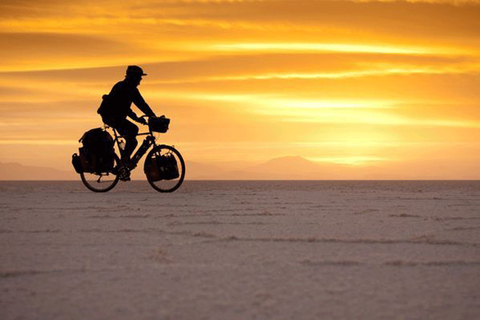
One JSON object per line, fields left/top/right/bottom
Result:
{"left": 148, "top": 116, "right": 170, "bottom": 133}
{"left": 144, "top": 156, "right": 161, "bottom": 181}
{"left": 158, "top": 153, "right": 179, "bottom": 180}
{"left": 144, "top": 153, "right": 179, "bottom": 182}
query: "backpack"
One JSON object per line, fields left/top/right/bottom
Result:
{"left": 97, "top": 94, "right": 111, "bottom": 117}
{"left": 72, "top": 128, "right": 115, "bottom": 173}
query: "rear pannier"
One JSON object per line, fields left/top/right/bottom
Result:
{"left": 71, "top": 128, "right": 115, "bottom": 173}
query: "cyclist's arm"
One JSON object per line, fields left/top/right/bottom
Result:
{"left": 132, "top": 88, "right": 156, "bottom": 118}
{"left": 127, "top": 110, "right": 145, "bottom": 124}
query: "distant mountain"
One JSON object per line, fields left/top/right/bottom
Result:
{"left": 185, "top": 156, "right": 321, "bottom": 180}
{"left": 0, "top": 162, "right": 75, "bottom": 180}
{"left": 208, "top": 156, "right": 354, "bottom": 180}
{"left": 185, "top": 161, "right": 226, "bottom": 180}
{"left": 251, "top": 156, "right": 324, "bottom": 174}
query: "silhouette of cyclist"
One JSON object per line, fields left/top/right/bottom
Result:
{"left": 98, "top": 66, "right": 156, "bottom": 166}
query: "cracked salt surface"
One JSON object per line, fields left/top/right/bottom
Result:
{"left": 0, "top": 180, "right": 479, "bottom": 319}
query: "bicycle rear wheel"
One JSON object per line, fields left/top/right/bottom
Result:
{"left": 144, "top": 145, "right": 185, "bottom": 193}
{"left": 80, "top": 168, "right": 119, "bottom": 193}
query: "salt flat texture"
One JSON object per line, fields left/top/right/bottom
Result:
{"left": 0, "top": 181, "right": 479, "bottom": 320}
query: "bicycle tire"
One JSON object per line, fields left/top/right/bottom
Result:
{"left": 144, "top": 145, "right": 185, "bottom": 193}
{"left": 80, "top": 157, "right": 120, "bottom": 192}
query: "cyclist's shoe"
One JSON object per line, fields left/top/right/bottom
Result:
{"left": 121, "top": 156, "right": 136, "bottom": 170}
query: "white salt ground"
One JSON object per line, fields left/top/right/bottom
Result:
{"left": 0, "top": 180, "right": 479, "bottom": 320}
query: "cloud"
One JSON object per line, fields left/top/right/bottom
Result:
{"left": 186, "top": 94, "right": 480, "bottom": 128}
{"left": 0, "top": 32, "right": 148, "bottom": 71}
{"left": 353, "top": 0, "right": 480, "bottom": 4}
{"left": 1, "top": 0, "right": 478, "bottom": 77}
{"left": 2, "top": 1, "right": 480, "bottom": 44}
{"left": 211, "top": 43, "right": 452, "bottom": 55}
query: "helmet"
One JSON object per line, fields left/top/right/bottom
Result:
{"left": 126, "top": 65, "right": 147, "bottom": 77}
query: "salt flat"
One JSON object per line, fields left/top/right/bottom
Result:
{"left": 0, "top": 181, "right": 479, "bottom": 319}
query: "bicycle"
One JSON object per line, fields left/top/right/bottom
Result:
{"left": 78, "top": 116, "right": 186, "bottom": 193}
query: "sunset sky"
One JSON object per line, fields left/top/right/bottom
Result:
{"left": 0, "top": 0, "right": 479, "bottom": 179}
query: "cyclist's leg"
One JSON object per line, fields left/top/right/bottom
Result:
{"left": 114, "top": 119, "right": 139, "bottom": 160}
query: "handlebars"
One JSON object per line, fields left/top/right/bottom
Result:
{"left": 140, "top": 114, "right": 166, "bottom": 123}
{"left": 139, "top": 115, "right": 170, "bottom": 134}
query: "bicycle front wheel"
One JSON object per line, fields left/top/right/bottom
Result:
{"left": 80, "top": 169, "right": 119, "bottom": 193}
{"left": 144, "top": 145, "right": 185, "bottom": 193}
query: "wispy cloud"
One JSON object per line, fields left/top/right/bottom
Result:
{"left": 211, "top": 43, "right": 457, "bottom": 55}
{"left": 158, "top": 67, "right": 480, "bottom": 83}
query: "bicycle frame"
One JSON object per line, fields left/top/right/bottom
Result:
{"left": 108, "top": 125, "right": 157, "bottom": 170}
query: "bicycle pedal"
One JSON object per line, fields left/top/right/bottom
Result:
{"left": 118, "top": 166, "right": 131, "bottom": 181}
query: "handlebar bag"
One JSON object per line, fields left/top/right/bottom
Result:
{"left": 148, "top": 117, "right": 170, "bottom": 133}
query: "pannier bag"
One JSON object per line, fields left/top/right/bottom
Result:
{"left": 158, "top": 153, "right": 179, "bottom": 180}
{"left": 149, "top": 116, "right": 170, "bottom": 133}
{"left": 71, "top": 128, "right": 115, "bottom": 174}
{"left": 144, "top": 153, "right": 179, "bottom": 182}
{"left": 144, "top": 156, "right": 161, "bottom": 181}
{"left": 72, "top": 153, "right": 83, "bottom": 174}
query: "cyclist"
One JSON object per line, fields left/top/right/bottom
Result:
{"left": 98, "top": 65, "right": 156, "bottom": 167}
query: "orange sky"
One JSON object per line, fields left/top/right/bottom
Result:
{"left": 0, "top": 0, "right": 479, "bottom": 179}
